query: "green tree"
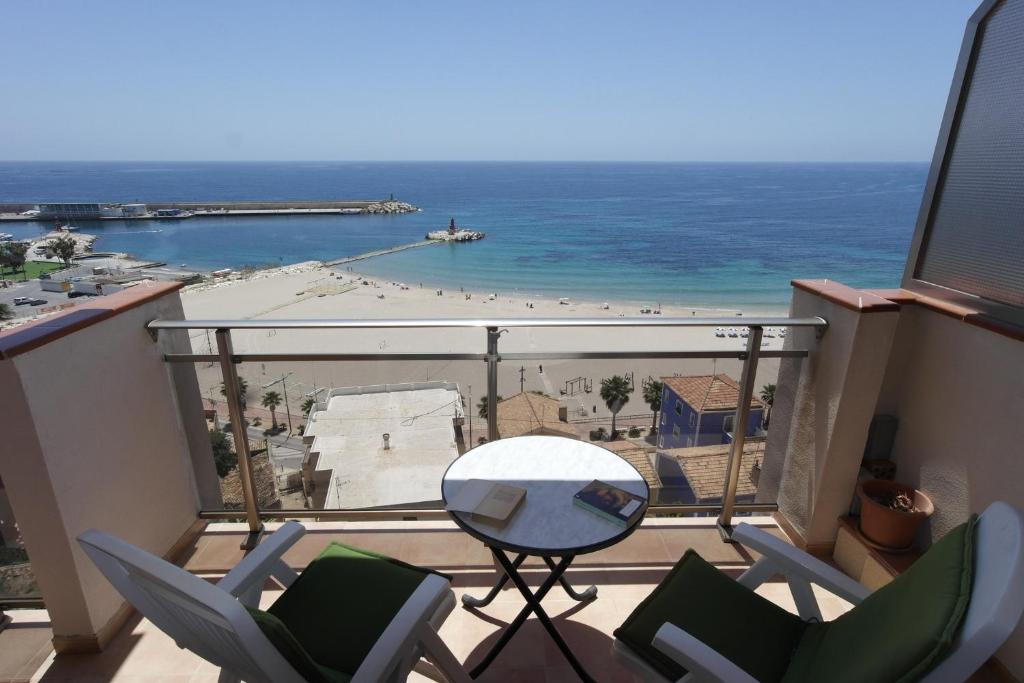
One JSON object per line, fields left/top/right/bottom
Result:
{"left": 262, "top": 390, "right": 282, "bottom": 428}
{"left": 220, "top": 377, "right": 249, "bottom": 410}
{"left": 46, "top": 234, "right": 77, "bottom": 267}
{"left": 600, "top": 375, "right": 633, "bottom": 438}
{"left": 476, "top": 394, "right": 503, "bottom": 419}
{"left": 643, "top": 380, "right": 664, "bottom": 432}
{"left": 301, "top": 397, "right": 316, "bottom": 415}
{"left": 209, "top": 429, "right": 235, "bottom": 477}
{"left": 0, "top": 242, "right": 29, "bottom": 278}
{"left": 0, "top": 303, "right": 13, "bottom": 320}
{"left": 760, "top": 383, "right": 776, "bottom": 427}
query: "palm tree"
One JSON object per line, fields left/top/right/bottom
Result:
{"left": 220, "top": 377, "right": 249, "bottom": 410}
{"left": 600, "top": 375, "right": 633, "bottom": 438}
{"left": 760, "top": 383, "right": 776, "bottom": 428}
{"left": 476, "top": 395, "right": 503, "bottom": 419}
{"left": 262, "top": 391, "right": 283, "bottom": 428}
{"left": 643, "top": 380, "right": 663, "bottom": 432}
{"left": 301, "top": 397, "right": 316, "bottom": 415}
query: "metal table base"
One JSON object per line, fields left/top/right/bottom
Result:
{"left": 463, "top": 547, "right": 598, "bottom": 682}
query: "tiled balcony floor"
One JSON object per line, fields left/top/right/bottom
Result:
{"left": 2, "top": 517, "right": 863, "bottom": 682}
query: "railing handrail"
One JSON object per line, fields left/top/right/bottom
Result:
{"left": 147, "top": 316, "right": 827, "bottom": 331}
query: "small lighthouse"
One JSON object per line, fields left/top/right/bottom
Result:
{"left": 448, "top": 217, "right": 457, "bottom": 235}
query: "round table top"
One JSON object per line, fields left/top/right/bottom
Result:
{"left": 441, "top": 435, "right": 650, "bottom": 555}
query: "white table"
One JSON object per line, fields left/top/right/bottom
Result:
{"left": 442, "top": 435, "right": 649, "bottom": 681}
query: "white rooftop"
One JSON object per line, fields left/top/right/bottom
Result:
{"left": 303, "top": 382, "right": 464, "bottom": 509}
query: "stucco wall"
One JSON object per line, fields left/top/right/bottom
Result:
{"left": 874, "top": 305, "right": 1024, "bottom": 675}
{"left": 0, "top": 289, "right": 209, "bottom": 646}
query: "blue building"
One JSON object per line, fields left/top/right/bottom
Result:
{"left": 657, "top": 374, "right": 764, "bottom": 450}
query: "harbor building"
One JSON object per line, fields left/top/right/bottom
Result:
{"left": 37, "top": 203, "right": 148, "bottom": 220}
{"left": 657, "top": 374, "right": 764, "bottom": 449}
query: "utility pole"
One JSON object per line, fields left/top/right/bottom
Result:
{"left": 519, "top": 366, "right": 525, "bottom": 394}
{"left": 281, "top": 375, "right": 293, "bottom": 433}
{"left": 467, "top": 384, "right": 473, "bottom": 445}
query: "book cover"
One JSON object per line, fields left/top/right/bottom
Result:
{"left": 573, "top": 480, "right": 646, "bottom": 528}
{"left": 446, "top": 479, "right": 527, "bottom": 528}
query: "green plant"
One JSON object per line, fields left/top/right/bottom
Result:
{"left": 589, "top": 429, "right": 603, "bottom": 441}
{"left": 0, "top": 241, "right": 29, "bottom": 278}
{"left": 252, "top": 416, "right": 262, "bottom": 427}
{"left": 209, "top": 429, "right": 235, "bottom": 477}
{"left": 220, "top": 377, "right": 249, "bottom": 410}
{"left": 600, "top": 375, "right": 633, "bottom": 436}
{"left": 0, "top": 303, "right": 13, "bottom": 320}
{"left": 261, "top": 390, "right": 282, "bottom": 428}
{"left": 301, "top": 397, "right": 316, "bottom": 414}
{"left": 476, "top": 395, "right": 504, "bottom": 419}
{"left": 627, "top": 426, "right": 641, "bottom": 438}
{"left": 46, "top": 234, "right": 77, "bottom": 267}
{"left": 643, "top": 380, "right": 663, "bottom": 431}
{"left": 760, "top": 383, "right": 776, "bottom": 427}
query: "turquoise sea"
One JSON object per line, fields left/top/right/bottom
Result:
{"left": 0, "top": 162, "right": 926, "bottom": 310}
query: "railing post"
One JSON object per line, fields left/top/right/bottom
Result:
{"left": 215, "top": 328, "right": 264, "bottom": 549}
{"left": 486, "top": 327, "right": 502, "bottom": 441}
{"left": 717, "top": 325, "right": 763, "bottom": 541}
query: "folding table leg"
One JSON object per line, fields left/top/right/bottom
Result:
{"left": 468, "top": 549, "right": 595, "bottom": 682}
{"left": 543, "top": 555, "right": 597, "bottom": 602}
{"left": 461, "top": 552, "right": 527, "bottom": 608}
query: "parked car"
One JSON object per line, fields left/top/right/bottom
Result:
{"left": 28, "top": 298, "right": 47, "bottom": 305}
{"left": 13, "top": 297, "right": 30, "bottom": 305}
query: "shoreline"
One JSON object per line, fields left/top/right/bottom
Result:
{"left": 184, "top": 258, "right": 791, "bottom": 319}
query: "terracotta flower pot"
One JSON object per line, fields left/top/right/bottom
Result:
{"left": 856, "top": 479, "right": 934, "bottom": 550}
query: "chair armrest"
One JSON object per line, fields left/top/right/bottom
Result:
{"left": 652, "top": 623, "right": 758, "bottom": 683}
{"left": 732, "top": 523, "right": 870, "bottom": 605}
{"left": 352, "top": 574, "right": 468, "bottom": 683}
{"left": 218, "top": 521, "right": 305, "bottom": 602}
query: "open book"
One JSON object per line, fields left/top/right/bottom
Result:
{"left": 446, "top": 479, "right": 527, "bottom": 528}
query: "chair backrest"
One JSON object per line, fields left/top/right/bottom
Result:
{"left": 923, "top": 501, "right": 1024, "bottom": 682}
{"left": 77, "top": 529, "right": 304, "bottom": 683}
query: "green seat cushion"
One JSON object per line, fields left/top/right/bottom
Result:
{"left": 249, "top": 541, "right": 450, "bottom": 680}
{"left": 245, "top": 606, "right": 351, "bottom": 683}
{"left": 783, "top": 516, "right": 977, "bottom": 683}
{"left": 614, "top": 549, "right": 808, "bottom": 682}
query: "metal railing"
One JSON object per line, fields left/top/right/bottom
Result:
{"left": 148, "top": 316, "right": 827, "bottom": 546}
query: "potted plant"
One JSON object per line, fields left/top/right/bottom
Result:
{"left": 856, "top": 479, "right": 934, "bottom": 550}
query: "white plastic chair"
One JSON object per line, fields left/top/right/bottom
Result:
{"left": 613, "top": 501, "right": 1024, "bottom": 682}
{"left": 78, "top": 521, "right": 471, "bottom": 683}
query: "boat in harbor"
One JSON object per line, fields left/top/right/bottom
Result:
{"left": 426, "top": 218, "right": 485, "bottom": 242}
{"left": 0, "top": 232, "right": 14, "bottom": 241}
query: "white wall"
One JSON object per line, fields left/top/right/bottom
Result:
{"left": 0, "top": 288, "right": 210, "bottom": 649}
{"left": 875, "top": 305, "right": 1024, "bottom": 676}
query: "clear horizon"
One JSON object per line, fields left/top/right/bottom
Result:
{"left": 1, "top": 1, "right": 977, "bottom": 163}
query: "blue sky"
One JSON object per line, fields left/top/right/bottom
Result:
{"left": 1, "top": 1, "right": 977, "bottom": 162}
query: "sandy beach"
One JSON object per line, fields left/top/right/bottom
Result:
{"left": 181, "top": 261, "right": 790, "bottom": 434}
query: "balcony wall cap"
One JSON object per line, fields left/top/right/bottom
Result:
{"left": 790, "top": 279, "right": 901, "bottom": 314}
{"left": 0, "top": 281, "right": 184, "bottom": 360}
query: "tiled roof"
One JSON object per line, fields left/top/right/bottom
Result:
{"left": 602, "top": 440, "right": 663, "bottom": 491}
{"left": 660, "top": 374, "right": 762, "bottom": 412}
{"left": 496, "top": 392, "right": 577, "bottom": 439}
{"left": 662, "top": 440, "right": 765, "bottom": 502}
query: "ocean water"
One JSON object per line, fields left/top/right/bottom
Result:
{"left": 0, "top": 162, "right": 926, "bottom": 310}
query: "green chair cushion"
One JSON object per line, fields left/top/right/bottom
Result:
{"left": 245, "top": 606, "right": 351, "bottom": 683}
{"left": 248, "top": 541, "right": 450, "bottom": 680}
{"left": 614, "top": 549, "right": 808, "bottom": 682}
{"left": 783, "top": 515, "right": 977, "bottom": 683}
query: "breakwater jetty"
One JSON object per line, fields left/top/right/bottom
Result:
{"left": 323, "top": 239, "right": 440, "bottom": 267}
{"left": 0, "top": 199, "right": 419, "bottom": 221}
